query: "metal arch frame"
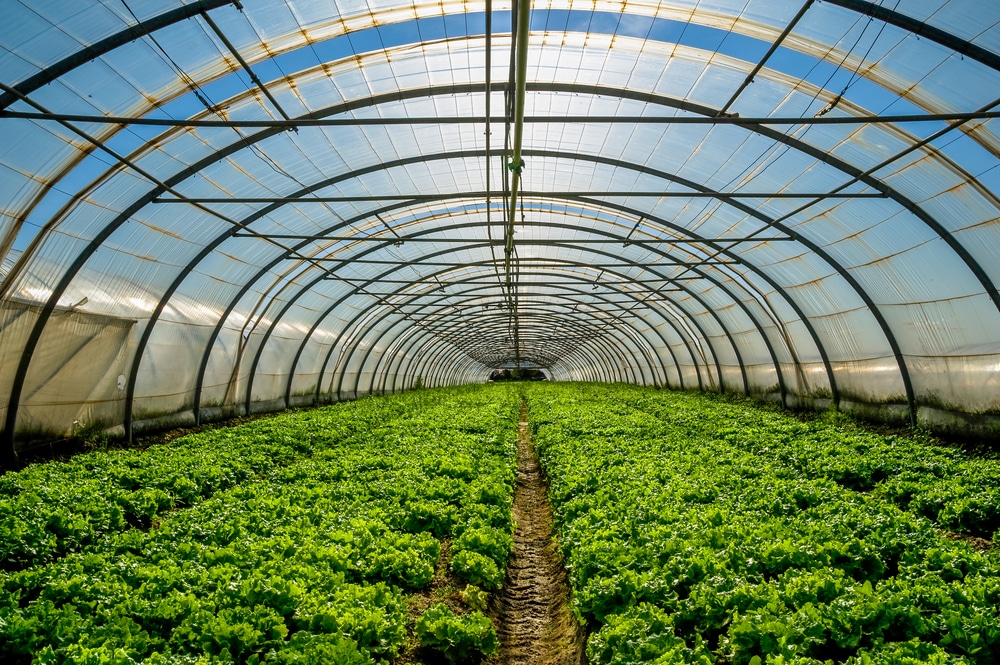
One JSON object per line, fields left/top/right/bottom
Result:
{"left": 394, "top": 319, "right": 617, "bottom": 390}
{"left": 4, "top": 136, "right": 809, "bottom": 445}
{"left": 3, "top": 2, "right": 993, "bottom": 327}
{"left": 394, "top": 335, "right": 598, "bottom": 389}
{"left": 155, "top": 117, "right": 940, "bottom": 416}
{"left": 376, "top": 314, "right": 624, "bottom": 393}
{"left": 337, "top": 282, "right": 679, "bottom": 396}
{"left": 222, "top": 206, "right": 756, "bottom": 412}
{"left": 271, "top": 259, "right": 653, "bottom": 398}
{"left": 291, "top": 259, "right": 701, "bottom": 400}
{"left": 369, "top": 304, "right": 660, "bottom": 390}
{"left": 106, "top": 86, "right": 1000, "bottom": 428}
{"left": 258, "top": 233, "right": 734, "bottom": 412}
{"left": 334, "top": 263, "right": 739, "bottom": 396}
{"left": 176, "top": 195, "right": 700, "bottom": 422}
{"left": 332, "top": 300, "right": 648, "bottom": 396}
{"left": 322, "top": 268, "right": 697, "bottom": 393}
{"left": 5, "top": 62, "right": 992, "bottom": 320}
{"left": 405, "top": 333, "right": 596, "bottom": 387}
{"left": 3, "top": 0, "right": 994, "bottom": 455}
{"left": 370, "top": 277, "right": 687, "bottom": 394}
{"left": 355, "top": 254, "right": 830, "bottom": 405}
{"left": 278, "top": 246, "right": 705, "bottom": 408}
{"left": 99, "top": 123, "right": 844, "bottom": 432}
{"left": 4, "top": 0, "right": 997, "bottom": 113}
{"left": 266, "top": 195, "right": 820, "bottom": 410}
{"left": 411, "top": 320, "right": 624, "bottom": 388}
{"left": 12, "top": 65, "right": 984, "bottom": 442}
{"left": 367, "top": 274, "right": 689, "bottom": 394}
{"left": 377, "top": 298, "right": 682, "bottom": 393}
{"left": 371, "top": 292, "right": 680, "bottom": 394}
{"left": 389, "top": 309, "right": 644, "bottom": 388}
{"left": 172, "top": 169, "right": 802, "bottom": 433}
{"left": 205, "top": 160, "right": 849, "bottom": 425}
{"left": 125, "top": 179, "right": 779, "bottom": 431}
{"left": 133, "top": 110, "right": 927, "bottom": 431}
{"left": 309, "top": 232, "right": 774, "bottom": 404}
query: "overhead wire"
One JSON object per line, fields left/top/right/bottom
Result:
{"left": 484, "top": 0, "right": 505, "bottom": 291}
{"left": 669, "top": 0, "right": 908, "bottom": 283}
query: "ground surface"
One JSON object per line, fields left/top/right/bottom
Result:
{"left": 487, "top": 403, "right": 586, "bottom": 665}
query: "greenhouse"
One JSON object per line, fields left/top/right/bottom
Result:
{"left": 2, "top": 0, "right": 999, "bottom": 454}
{"left": 2, "top": 0, "right": 1000, "bottom": 663}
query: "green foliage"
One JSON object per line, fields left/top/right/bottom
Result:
{"left": 415, "top": 603, "right": 499, "bottom": 662}
{"left": 451, "top": 549, "right": 504, "bottom": 591}
{"left": 525, "top": 383, "right": 1000, "bottom": 665}
{"left": 587, "top": 603, "right": 713, "bottom": 665}
{"left": 267, "top": 633, "right": 375, "bottom": 664}
{"left": 460, "top": 584, "right": 489, "bottom": 612}
{"left": 0, "top": 386, "right": 519, "bottom": 663}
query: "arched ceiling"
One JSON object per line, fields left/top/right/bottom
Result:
{"left": 1, "top": 0, "right": 999, "bottom": 448}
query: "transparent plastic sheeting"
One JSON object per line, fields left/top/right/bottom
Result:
{"left": 1, "top": 0, "right": 999, "bottom": 447}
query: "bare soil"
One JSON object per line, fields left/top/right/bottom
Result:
{"left": 396, "top": 538, "right": 471, "bottom": 664}
{"left": 942, "top": 530, "right": 996, "bottom": 553}
{"left": 487, "top": 402, "right": 586, "bottom": 665}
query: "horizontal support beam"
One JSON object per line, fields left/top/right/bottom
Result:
{"left": 154, "top": 190, "right": 886, "bottom": 202}
{"left": 340, "top": 289, "right": 685, "bottom": 297}
{"left": 325, "top": 274, "right": 729, "bottom": 284}
{"left": 237, "top": 234, "right": 793, "bottom": 243}
{"left": 327, "top": 282, "right": 689, "bottom": 291}
{"left": 6, "top": 110, "right": 998, "bottom": 127}
{"left": 325, "top": 259, "right": 735, "bottom": 267}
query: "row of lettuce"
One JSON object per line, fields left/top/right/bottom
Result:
{"left": 526, "top": 383, "right": 1000, "bottom": 665}
{"left": 1, "top": 386, "right": 521, "bottom": 664}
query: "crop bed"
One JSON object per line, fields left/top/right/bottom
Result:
{"left": 526, "top": 383, "right": 1000, "bottom": 665}
{"left": 1, "top": 386, "right": 520, "bottom": 664}
{"left": 4, "top": 383, "right": 1000, "bottom": 664}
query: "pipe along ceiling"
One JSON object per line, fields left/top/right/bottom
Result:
{"left": 2, "top": 0, "right": 1000, "bottom": 462}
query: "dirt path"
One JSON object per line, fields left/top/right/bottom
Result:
{"left": 489, "top": 401, "right": 586, "bottom": 664}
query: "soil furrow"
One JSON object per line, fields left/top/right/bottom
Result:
{"left": 489, "top": 401, "right": 586, "bottom": 665}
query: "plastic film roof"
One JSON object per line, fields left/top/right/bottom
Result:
{"left": 1, "top": 0, "right": 1000, "bottom": 448}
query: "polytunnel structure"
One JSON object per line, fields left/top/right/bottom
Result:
{"left": 1, "top": 0, "right": 1000, "bottom": 465}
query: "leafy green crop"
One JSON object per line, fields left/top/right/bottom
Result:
{"left": 0, "top": 386, "right": 519, "bottom": 663}
{"left": 525, "top": 383, "right": 1000, "bottom": 665}
{"left": 415, "top": 603, "right": 499, "bottom": 662}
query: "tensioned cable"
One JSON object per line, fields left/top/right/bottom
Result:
{"left": 484, "top": 0, "right": 504, "bottom": 290}
{"left": 0, "top": 81, "right": 486, "bottom": 378}
{"left": 121, "top": 0, "right": 357, "bottom": 346}
{"left": 119, "top": 0, "right": 343, "bottom": 228}
{"left": 670, "top": 0, "right": 920, "bottom": 283}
